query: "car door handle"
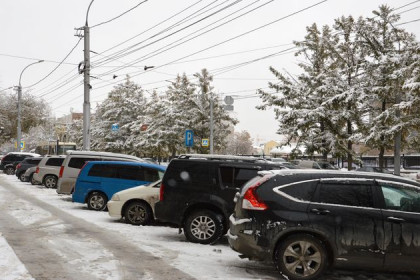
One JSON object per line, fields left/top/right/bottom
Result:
{"left": 310, "top": 208, "right": 330, "bottom": 215}
{"left": 386, "top": 216, "right": 405, "bottom": 223}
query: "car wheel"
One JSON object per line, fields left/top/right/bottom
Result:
{"left": 30, "top": 174, "right": 37, "bottom": 185}
{"left": 5, "top": 167, "right": 14, "bottom": 175}
{"left": 19, "top": 172, "right": 26, "bottom": 182}
{"left": 184, "top": 210, "right": 224, "bottom": 244}
{"left": 44, "top": 175, "right": 58, "bottom": 189}
{"left": 275, "top": 234, "right": 328, "bottom": 280}
{"left": 87, "top": 192, "right": 108, "bottom": 211}
{"left": 124, "top": 201, "right": 153, "bottom": 225}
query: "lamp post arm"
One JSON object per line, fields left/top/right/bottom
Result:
{"left": 19, "top": 60, "right": 44, "bottom": 87}
{"left": 85, "top": 0, "right": 95, "bottom": 26}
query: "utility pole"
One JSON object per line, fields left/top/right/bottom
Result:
{"left": 82, "top": 23, "right": 91, "bottom": 151}
{"left": 210, "top": 97, "right": 214, "bottom": 154}
{"left": 76, "top": 0, "right": 94, "bottom": 151}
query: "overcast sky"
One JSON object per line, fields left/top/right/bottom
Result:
{"left": 1, "top": 0, "right": 419, "bottom": 144}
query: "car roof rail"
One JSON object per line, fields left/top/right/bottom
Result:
{"left": 178, "top": 154, "right": 268, "bottom": 163}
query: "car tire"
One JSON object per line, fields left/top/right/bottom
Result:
{"left": 30, "top": 174, "right": 37, "bottom": 185}
{"left": 87, "top": 192, "right": 108, "bottom": 211}
{"left": 18, "top": 172, "right": 26, "bottom": 182}
{"left": 275, "top": 234, "right": 328, "bottom": 280}
{"left": 19, "top": 172, "right": 26, "bottom": 182}
{"left": 5, "top": 167, "right": 14, "bottom": 175}
{"left": 124, "top": 201, "right": 153, "bottom": 226}
{"left": 184, "top": 210, "right": 224, "bottom": 244}
{"left": 43, "top": 175, "right": 58, "bottom": 189}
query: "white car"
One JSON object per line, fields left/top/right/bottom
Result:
{"left": 107, "top": 180, "right": 161, "bottom": 225}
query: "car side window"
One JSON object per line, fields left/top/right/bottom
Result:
{"left": 117, "top": 165, "right": 144, "bottom": 181}
{"left": 219, "top": 167, "right": 258, "bottom": 189}
{"left": 234, "top": 168, "right": 259, "bottom": 188}
{"left": 46, "top": 158, "right": 64, "bottom": 166}
{"left": 166, "top": 161, "right": 210, "bottom": 189}
{"left": 316, "top": 183, "right": 373, "bottom": 207}
{"left": 88, "top": 164, "right": 118, "bottom": 178}
{"left": 5, "top": 155, "right": 16, "bottom": 161}
{"left": 68, "top": 157, "right": 101, "bottom": 169}
{"left": 380, "top": 183, "right": 420, "bottom": 213}
{"left": 143, "top": 168, "right": 159, "bottom": 182}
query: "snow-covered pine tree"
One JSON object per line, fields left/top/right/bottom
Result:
{"left": 191, "top": 69, "right": 237, "bottom": 154}
{"left": 91, "top": 76, "right": 148, "bottom": 155}
{"left": 258, "top": 23, "right": 338, "bottom": 160}
{"left": 358, "top": 5, "right": 417, "bottom": 168}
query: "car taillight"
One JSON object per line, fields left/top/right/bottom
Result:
{"left": 159, "top": 183, "right": 165, "bottom": 201}
{"left": 242, "top": 182, "right": 268, "bottom": 211}
{"left": 35, "top": 166, "right": 40, "bottom": 173}
{"left": 58, "top": 166, "right": 64, "bottom": 178}
{"left": 16, "top": 163, "right": 22, "bottom": 169}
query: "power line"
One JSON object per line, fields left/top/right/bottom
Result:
{"left": 92, "top": 0, "right": 246, "bottom": 74}
{"left": 25, "top": 38, "right": 82, "bottom": 89}
{"left": 396, "top": 18, "right": 420, "bottom": 26}
{"left": 91, "top": 0, "right": 223, "bottom": 66}
{"left": 95, "top": 0, "right": 327, "bottom": 89}
{"left": 48, "top": 0, "right": 418, "bottom": 112}
{"left": 97, "top": 0, "right": 274, "bottom": 78}
{"left": 0, "top": 53, "right": 77, "bottom": 66}
{"left": 91, "top": 0, "right": 149, "bottom": 29}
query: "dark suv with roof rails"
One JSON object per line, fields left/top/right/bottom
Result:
{"left": 228, "top": 169, "right": 420, "bottom": 280}
{"left": 154, "top": 154, "right": 285, "bottom": 245}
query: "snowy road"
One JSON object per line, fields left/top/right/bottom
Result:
{"left": 0, "top": 173, "right": 419, "bottom": 280}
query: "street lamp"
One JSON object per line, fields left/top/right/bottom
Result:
{"left": 16, "top": 60, "right": 44, "bottom": 152}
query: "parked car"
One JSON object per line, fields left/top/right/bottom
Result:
{"left": 72, "top": 161, "right": 166, "bottom": 211}
{"left": 15, "top": 157, "right": 43, "bottom": 181}
{"left": 356, "top": 166, "right": 393, "bottom": 174}
{"left": 154, "top": 154, "right": 288, "bottom": 245}
{"left": 0, "top": 152, "right": 41, "bottom": 170}
{"left": 294, "top": 160, "right": 337, "bottom": 170}
{"left": 22, "top": 166, "right": 40, "bottom": 184}
{"left": 108, "top": 179, "right": 162, "bottom": 225}
{"left": 57, "top": 151, "right": 146, "bottom": 195}
{"left": 3, "top": 162, "right": 19, "bottom": 175}
{"left": 228, "top": 169, "right": 420, "bottom": 280}
{"left": 33, "top": 155, "right": 66, "bottom": 188}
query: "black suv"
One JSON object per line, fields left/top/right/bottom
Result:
{"left": 154, "top": 154, "right": 285, "bottom": 244}
{"left": 228, "top": 169, "right": 420, "bottom": 280}
{"left": 1, "top": 152, "right": 39, "bottom": 174}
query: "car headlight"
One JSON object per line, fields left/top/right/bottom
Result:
{"left": 111, "top": 194, "right": 120, "bottom": 201}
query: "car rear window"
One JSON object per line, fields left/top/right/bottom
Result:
{"left": 68, "top": 157, "right": 101, "bottom": 169}
{"left": 46, "top": 158, "right": 64, "bottom": 166}
{"left": 165, "top": 161, "right": 210, "bottom": 188}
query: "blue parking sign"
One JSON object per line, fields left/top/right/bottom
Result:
{"left": 185, "top": 130, "right": 194, "bottom": 147}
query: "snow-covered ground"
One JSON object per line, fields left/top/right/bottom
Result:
{"left": 0, "top": 173, "right": 418, "bottom": 280}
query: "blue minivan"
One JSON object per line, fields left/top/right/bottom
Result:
{"left": 72, "top": 161, "right": 166, "bottom": 211}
